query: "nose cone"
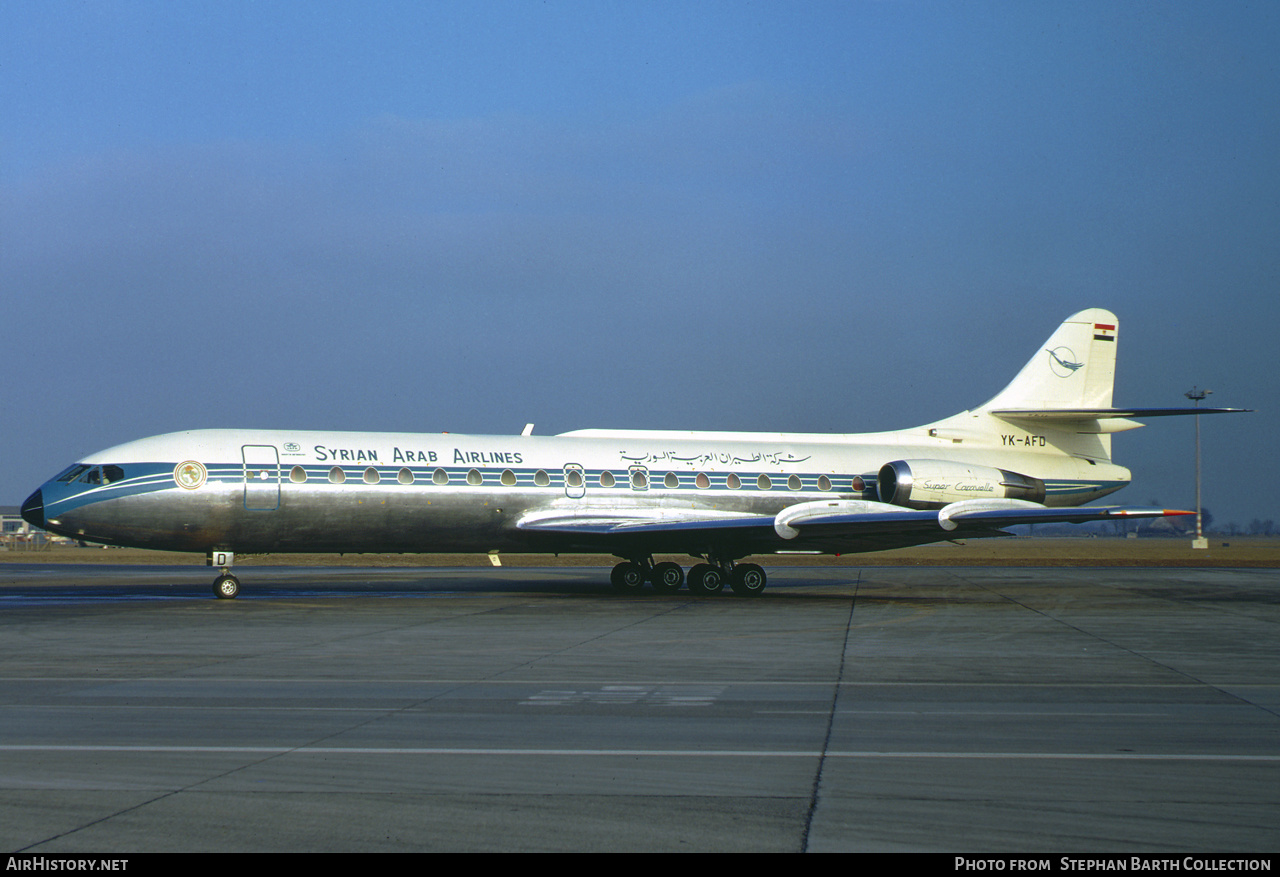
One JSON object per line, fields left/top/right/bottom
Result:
{"left": 20, "top": 489, "right": 44, "bottom": 529}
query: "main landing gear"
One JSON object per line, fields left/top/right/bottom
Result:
{"left": 610, "top": 557, "right": 767, "bottom": 597}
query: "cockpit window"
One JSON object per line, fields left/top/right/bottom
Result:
{"left": 56, "top": 464, "right": 90, "bottom": 483}
{"left": 75, "top": 465, "right": 125, "bottom": 485}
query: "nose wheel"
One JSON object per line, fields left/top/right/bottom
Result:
{"left": 213, "top": 572, "right": 240, "bottom": 599}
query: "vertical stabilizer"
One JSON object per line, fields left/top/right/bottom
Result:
{"left": 978, "top": 308, "right": 1118, "bottom": 411}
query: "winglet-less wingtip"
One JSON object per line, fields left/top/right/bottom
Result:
{"left": 1113, "top": 508, "right": 1194, "bottom": 517}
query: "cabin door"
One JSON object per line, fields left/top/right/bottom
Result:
{"left": 563, "top": 463, "right": 586, "bottom": 499}
{"left": 242, "top": 445, "right": 281, "bottom": 510}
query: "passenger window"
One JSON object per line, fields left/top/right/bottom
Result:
{"left": 599, "top": 471, "right": 615, "bottom": 488}
{"left": 398, "top": 468, "right": 414, "bottom": 484}
{"left": 726, "top": 473, "right": 741, "bottom": 490}
{"left": 290, "top": 466, "right": 307, "bottom": 483}
{"left": 565, "top": 469, "right": 583, "bottom": 488}
{"left": 630, "top": 469, "right": 647, "bottom": 489}
{"left": 757, "top": 474, "right": 772, "bottom": 490}
{"left": 329, "top": 467, "right": 346, "bottom": 484}
{"left": 433, "top": 468, "right": 449, "bottom": 485}
{"left": 664, "top": 472, "right": 679, "bottom": 489}
{"left": 467, "top": 469, "right": 483, "bottom": 485}
{"left": 500, "top": 469, "right": 516, "bottom": 486}
{"left": 364, "top": 467, "right": 380, "bottom": 484}
{"left": 788, "top": 474, "right": 802, "bottom": 491}
{"left": 695, "top": 473, "right": 710, "bottom": 489}
{"left": 818, "top": 475, "right": 832, "bottom": 492}
{"left": 534, "top": 469, "right": 550, "bottom": 487}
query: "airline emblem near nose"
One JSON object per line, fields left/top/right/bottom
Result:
{"left": 174, "top": 460, "right": 207, "bottom": 489}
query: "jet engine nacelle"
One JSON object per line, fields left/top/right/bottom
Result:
{"left": 877, "top": 459, "right": 1046, "bottom": 509}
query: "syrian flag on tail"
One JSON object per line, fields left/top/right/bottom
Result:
{"left": 1093, "top": 322, "right": 1116, "bottom": 342}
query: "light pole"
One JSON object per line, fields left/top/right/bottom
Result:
{"left": 1185, "top": 387, "right": 1210, "bottom": 549}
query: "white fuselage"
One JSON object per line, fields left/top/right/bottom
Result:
{"left": 29, "top": 422, "right": 1129, "bottom": 557}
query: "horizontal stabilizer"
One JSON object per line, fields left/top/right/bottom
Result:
{"left": 992, "top": 407, "right": 1251, "bottom": 421}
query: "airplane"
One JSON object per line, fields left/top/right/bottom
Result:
{"left": 20, "top": 308, "right": 1248, "bottom": 599}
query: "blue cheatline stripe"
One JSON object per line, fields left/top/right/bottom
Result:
{"left": 45, "top": 461, "right": 1126, "bottom": 513}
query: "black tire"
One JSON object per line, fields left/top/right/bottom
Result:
{"left": 610, "top": 561, "right": 647, "bottom": 592}
{"left": 687, "top": 563, "right": 725, "bottom": 595}
{"left": 730, "top": 563, "right": 767, "bottom": 597}
{"left": 651, "top": 561, "right": 684, "bottom": 593}
{"left": 213, "top": 574, "right": 240, "bottom": 600}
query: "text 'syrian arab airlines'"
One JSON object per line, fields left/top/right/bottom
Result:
{"left": 22, "top": 309, "right": 1248, "bottom": 599}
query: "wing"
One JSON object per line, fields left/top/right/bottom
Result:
{"left": 515, "top": 499, "right": 1191, "bottom": 557}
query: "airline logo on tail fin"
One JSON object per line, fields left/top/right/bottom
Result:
{"left": 1046, "top": 347, "right": 1083, "bottom": 377}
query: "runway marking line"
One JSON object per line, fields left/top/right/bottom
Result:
{"left": 1, "top": 745, "right": 1277, "bottom": 761}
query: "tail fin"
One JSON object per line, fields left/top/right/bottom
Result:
{"left": 978, "top": 308, "right": 1118, "bottom": 411}
{"left": 919, "top": 308, "right": 1125, "bottom": 464}
{"left": 925, "top": 308, "right": 1245, "bottom": 470}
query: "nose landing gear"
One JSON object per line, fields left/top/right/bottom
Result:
{"left": 208, "top": 551, "right": 240, "bottom": 599}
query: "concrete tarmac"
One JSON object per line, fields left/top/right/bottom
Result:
{"left": 0, "top": 563, "right": 1276, "bottom": 853}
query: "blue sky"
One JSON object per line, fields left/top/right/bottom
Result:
{"left": 2, "top": 1, "right": 1276, "bottom": 528}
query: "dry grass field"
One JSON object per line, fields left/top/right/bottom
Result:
{"left": 3, "top": 537, "right": 1277, "bottom": 568}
